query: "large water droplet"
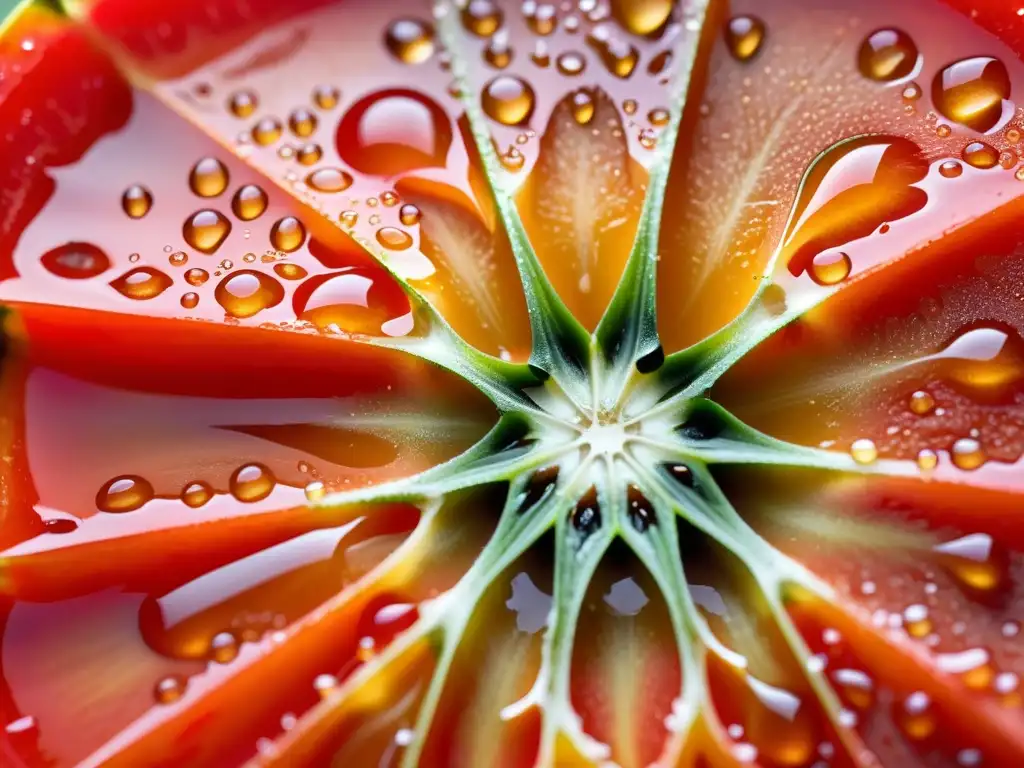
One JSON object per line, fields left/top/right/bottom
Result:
{"left": 951, "top": 437, "right": 986, "bottom": 470}
{"left": 110, "top": 267, "right": 173, "bottom": 300}
{"left": 963, "top": 141, "right": 999, "bottom": 169}
{"left": 725, "top": 15, "right": 765, "bottom": 62}
{"left": 461, "top": 0, "right": 503, "bottom": 37}
{"left": 336, "top": 89, "right": 452, "bottom": 176}
{"left": 934, "top": 533, "right": 1008, "bottom": 594}
{"left": 273, "top": 262, "right": 308, "bottom": 280}
{"left": 229, "top": 463, "right": 275, "bottom": 502}
{"left": 610, "top": 0, "right": 672, "bottom": 36}
{"left": 384, "top": 18, "right": 435, "bottom": 64}
{"left": 97, "top": 475, "right": 154, "bottom": 513}
{"left": 294, "top": 268, "right": 413, "bottom": 336}
{"left": 932, "top": 56, "right": 1011, "bottom": 132}
{"left": 375, "top": 226, "right": 413, "bottom": 250}
{"left": 189, "top": 157, "right": 229, "bottom": 198}
{"left": 184, "top": 209, "right": 232, "bottom": 254}
{"left": 182, "top": 481, "right": 213, "bottom": 508}
{"left": 482, "top": 75, "right": 536, "bottom": 125}
{"left": 809, "top": 250, "right": 852, "bottom": 286}
{"left": 270, "top": 216, "right": 307, "bottom": 252}
{"left": 306, "top": 168, "right": 353, "bottom": 193}
{"left": 231, "top": 185, "right": 268, "bottom": 221}
{"left": 122, "top": 184, "right": 153, "bottom": 218}
{"left": 857, "top": 29, "right": 919, "bottom": 82}
{"left": 41, "top": 242, "right": 110, "bottom": 279}
{"left": 215, "top": 270, "right": 285, "bottom": 318}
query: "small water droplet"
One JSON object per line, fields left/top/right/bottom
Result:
{"left": 385, "top": 18, "right": 435, "bottom": 64}
{"left": 375, "top": 226, "right": 413, "bottom": 250}
{"left": 270, "top": 216, "right": 307, "bottom": 252}
{"left": 229, "top": 463, "right": 276, "bottom": 502}
{"left": 933, "top": 56, "right": 1011, "bottom": 132}
{"left": 304, "top": 481, "right": 326, "bottom": 502}
{"left": 215, "top": 271, "right": 285, "bottom": 318}
{"left": 484, "top": 40, "right": 512, "bottom": 69}
{"left": 228, "top": 90, "right": 258, "bottom": 118}
{"left": 97, "top": 475, "right": 154, "bottom": 513}
{"left": 273, "top": 262, "right": 308, "bottom": 280}
{"left": 570, "top": 88, "right": 595, "bottom": 124}
{"left": 587, "top": 35, "right": 639, "bottom": 78}
{"left": 289, "top": 108, "right": 318, "bottom": 138}
{"left": 154, "top": 675, "right": 187, "bottom": 704}
{"left": 648, "top": 107, "right": 670, "bottom": 126}
{"left": 939, "top": 159, "right": 963, "bottom": 178}
{"left": 180, "top": 291, "right": 199, "bottom": 309}
{"left": 122, "top": 185, "right": 153, "bottom": 218}
{"left": 306, "top": 168, "right": 353, "bottom": 193}
{"left": 183, "top": 209, "right": 232, "bottom": 253}
{"left": 909, "top": 390, "right": 935, "bottom": 415}
{"left": 557, "top": 51, "right": 587, "bottom": 76}
{"left": 252, "top": 117, "right": 283, "bottom": 146}
{"left": 809, "top": 250, "right": 852, "bottom": 285}
{"left": 231, "top": 184, "right": 268, "bottom": 221}
{"left": 399, "top": 203, "right": 421, "bottom": 225}
{"left": 210, "top": 631, "right": 239, "bottom": 663}
{"left": 499, "top": 145, "right": 526, "bottom": 171}
{"left": 189, "top": 157, "right": 230, "bottom": 197}
{"left": 858, "top": 29, "right": 919, "bottom": 82}
{"left": 851, "top": 438, "right": 878, "bottom": 464}
{"left": 917, "top": 448, "right": 938, "bottom": 470}
{"left": 185, "top": 267, "right": 209, "bottom": 286}
{"left": 110, "top": 267, "right": 173, "bottom": 300}
{"left": 181, "top": 481, "right": 213, "bottom": 508}
{"left": 725, "top": 15, "right": 766, "bottom": 62}
{"left": 312, "top": 85, "right": 340, "bottom": 110}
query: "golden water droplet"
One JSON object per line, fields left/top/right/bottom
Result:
{"left": 610, "top": 0, "right": 672, "bottom": 35}
{"left": 384, "top": 18, "right": 435, "bottom": 64}
{"left": 588, "top": 36, "right": 639, "bottom": 78}
{"left": 306, "top": 168, "right": 353, "bottom": 193}
{"left": 289, "top": 108, "right": 318, "bottom": 138}
{"left": 638, "top": 129, "right": 657, "bottom": 149}
{"left": 725, "top": 15, "right": 765, "bottom": 62}
{"left": 484, "top": 41, "right": 511, "bottom": 69}
{"left": 902, "top": 82, "right": 922, "bottom": 100}
{"left": 270, "top": 216, "right": 307, "bottom": 252}
{"left": 936, "top": 124, "right": 952, "bottom": 138}
{"left": 185, "top": 268, "right": 209, "bottom": 287}
{"left": 903, "top": 603, "right": 932, "bottom": 638}
{"left": 380, "top": 191, "right": 399, "bottom": 207}
{"left": 963, "top": 141, "right": 1000, "bottom": 169}
{"left": 399, "top": 204, "right": 421, "bottom": 226}
{"left": 897, "top": 692, "right": 935, "bottom": 740}
{"left": 648, "top": 107, "right": 670, "bottom": 126}
{"left": 909, "top": 390, "right": 935, "bottom": 415}
{"left": 296, "top": 268, "right": 412, "bottom": 336}
{"left": 951, "top": 437, "right": 986, "bottom": 470}
{"left": 304, "top": 481, "right": 326, "bottom": 501}
{"left": 252, "top": 117, "right": 283, "bottom": 145}
{"left": 340, "top": 210, "right": 359, "bottom": 228}
{"left": 182, "top": 481, "right": 213, "bottom": 508}
{"left": 230, "top": 463, "right": 275, "bottom": 502}
{"left": 210, "top": 631, "right": 239, "bottom": 663}
{"left": 312, "top": 85, "right": 340, "bottom": 110}
{"left": 623, "top": 98, "right": 638, "bottom": 115}
{"left": 557, "top": 51, "right": 587, "bottom": 76}
{"left": 499, "top": 146, "right": 525, "bottom": 171}
{"left": 939, "top": 160, "right": 963, "bottom": 178}
{"left": 809, "top": 250, "right": 852, "bottom": 285}
{"left": 313, "top": 673, "right": 338, "bottom": 698}
{"left": 296, "top": 143, "right": 322, "bottom": 165}
{"left": 243, "top": 253, "right": 256, "bottom": 263}
{"left": 231, "top": 184, "right": 268, "bottom": 221}
{"left": 482, "top": 75, "right": 535, "bottom": 125}
{"left": 832, "top": 669, "right": 875, "bottom": 710}
{"left": 273, "top": 262, "right": 308, "bottom": 280}
{"left": 376, "top": 227, "right": 413, "bottom": 250}
{"left": 858, "top": 29, "right": 919, "bottom": 82}
{"left": 851, "top": 438, "right": 878, "bottom": 464}
{"left": 936, "top": 533, "right": 1007, "bottom": 593}
{"left": 525, "top": 3, "right": 557, "bottom": 35}
{"left": 1007, "top": 127, "right": 1021, "bottom": 144}
{"left": 122, "top": 185, "right": 153, "bottom": 218}
{"left": 97, "top": 475, "right": 154, "bottom": 513}
{"left": 1000, "top": 150, "right": 1017, "bottom": 169}
{"left": 917, "top": 448, "right": 938, "bottom": 470}
{"left": 571, "top": 89, "right": 595, "bottom": 124}
{"left": 228, "top": 90, "right": 258, "bottom": 118}
{"left": 189, "top": 157, "right": 229, "bottom": 198}
{"left": 168, "top": 251, "right": 188, "bottom": 267}
{"left": 183, "top": 209, "right": 232, "bottom": 254}
{"left": 110, "top": 267, "right": 173, "bottom": 300}
{"left": 531, "top": 47, "right": 551, "bottom": 68}
{"left": 461, "top": 0, "right": 503, "bottom": 37}
{"left": 180, "top": 292, "right": 199, "bottom": 309}
{"left": 215, "top": 271, "right": 285, "bottom": 318}
{"left": 933, "top": 56, "right": 1010, "bottom": 132}
{"left": 41, "top": 242, "right": 110, "bottom": 279}
{"left": 154, "top": 675, "right": 186, "bottom": 704}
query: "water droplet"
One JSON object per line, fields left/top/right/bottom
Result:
{"left": 168, "top": 251, "right": 188, "bottom": 268}
{"left": 340, "top": 210, "right": 358, "bottom": 228}
{"left": 896, "top": 691, "right": 935, "bottom": 740}
{"left": 639, "top": 128, "right": 657, "bottom": 149}
{"left": 1007, "top": 127, "right": 1022, "bottom": 144}
{"left": 725, "top": 15, "right": 766, "bottom": 62}
{"left": 610, "top": 0, "right": 672, "bottom": 35}
{"left": 384, "top": 18, "right": 435, "bottom": 64}
{"left": 228, "top": 90, "right": 258, "bottom": 118}
{"left": 110, "top": 267, "right": 173, "bottom": 300}
{"left": 525, "top": 3, "right": 557, "bottom": 35}
{"left": 939, "top": 159, "right": 963, "bottom": 178}
{"left": 587, "top": 35, "right": 639, "bottom": 78}
{"left": 648, "top": 107, "right": 670, "bottom": 127}
{"left": 189, "top": 157, "right": 229, "bottom": 198}
{"left": 482, "top": 75, "right": 535, "bottom": 125}
{"left": 273, "top": 262, "right": 308, "bottom": 280}
{"left": 97, "top": 475, "right": 154, "bottom": 513}
{"left": 295, "top": 268, "right": 412, "bottom": 336}
{"left": 229, "top": 463, "right": 275, "bottom": 502}
{"left": 185, "top": 268, "right": 209, "bottom": 286}
{"left": 304, "top": 481, "right": 326, "bottom": 502}
{"left": 122, "top": 184, "right": 153, "bottom": 218}
{"left": 252, "top": 117, "right": 283, "bottom": 146}
{"left": 181, "top": 481, "right": 213, "bottom": 508}
{"left": 809, "top": 250, "right": 852, "bottom": 285}
{"left": 312, "top": 85, "right": 340, "bottom": 110}
{"left": 399, "top": 204, "right": 421, "bottom": 226}
{"left": 570, "top": 89, "right": 595, "bottom": 124}
{"left": 461, "top": 0, "right": 503, "bottom": 37}
{"left": 289, "top": 108, "right": 318, "bottom": 138}
{"left": 857, "top": 29, "right": 919, "bottom": 82}
{"left": 832, "top": 668, "right": 874, "bottom": 710}
{"left": 215, "top": 271, "right": 285, "bottom": 318}
{"left": 484, "top": 40, "right": 512, "bottom": 69}
{"left": 154, "top": 675, "right": 187, "bottom": 704}
{"left": 183, "top": 209, "right": 232, "bottom": 254}
{"left": 375, "top": 227, "right": 413, "bottom": 250}
{"left": 917, "top": 448, "right": 938, "bottom": 470}
{"left": 270, "top": 216, "right": 307, "bottom": 252}
{"left": 851, "top": 438, "right": 878, "bottom": 464}
{"left": 499, "top": 146, "right": 525, "bottom": 171}
{"left": 903, "top": 603, "right": 932, "bottom": 637}
{"left": 180, "top": 292, "right": 199, "bottom": 309}
{"left": 314, "top": 673, "right": 338, "bottom": 697}
{"left": 909, "top": 390, "right": 935, "bottom": 415}
{"left": 623, "top": 98, "right": 638, "bottom": 115}
{"left": 648, "top": 50, "right": 672, "bottom": 76}
{"left": 231, "top": 185, "right": 268, "bottom": 221}
{"left": 557, "top": 51, "right": 587, "bottom": 76}
{"left": 210, "top": 631, "right": 239, "bottom": 663}
{"left": 903, "top": 82, "right": 922, "bottom": 100}
{"left": 951, "top": 437, "right": 986, "bottom": 470}
{"left": 934, "top": 533, "right": 1008, "bottom": 593}
{"left": 41, "top": 242, "right": 110, "bottom": 279}
{"left": 306, "top": 168, "right": 353, "bottom": 193}
{"left": 337, "top": 89, "right": 452, "bottom": 176}
{"left": 963, "top": 141, "right": 1000, "bottom": 169}
{"left": 933, "top": 56, "right": 1011, "bottom": 132}
{"left": 293, "top": 143, "right": 320, "bottom": 166}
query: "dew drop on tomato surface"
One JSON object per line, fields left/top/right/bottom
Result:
{"left": 180, "top": 291, "right": 199, "bottom": 309}
{"left": 482, "top": 75, "right": 536, "bottom": 126}
{"left": 296, "top": 142, "right": 322, "bottom": 165}
{"left": 252, "top": 117, "right": 283, "bottom": 145}
{"left": 274, "top": 262, "right": 308, "bottom": 280}
{"left": 122, "top": 184, "right": 153, "bottom": 218}
{"left": 556, "top": 51, "right": 586, "bottom": 77}
{"left": 306, "top": 168, "right": 353, "bottom": 193}
{"left": 231, "top": 184, "right": 268, "bottom": 220}
{"left": 962, "top": 141, "right": 1000, "bottom": 169}
{"left": 183, "top": 209, "right": 232, "bottom": 253}
{"left": 384, "top": 18, "right": 435, "bottom": 65}
{"left": 850, "top": 438, "right": 878, "bottom": 464}
{"left": 229, "top": 463, "right": 276, "bottom": 502}
{"left": 110, "top": 267, "right": 174, "bottom": 300}
{"left": 399, "top": 203, "right": 421, "bottom": 226}
{"left": 209, "top": 631, "right": 240, "bottom": 664}
{"left": 227, "top": 89, "right": 258, "bottom": 118}
{"left": 808, "top": 250, "right": 852, "bottom": 286}
{"left": 189, "top": 157, "right": 229, "bottom": 198}
{"left": 294, "top": 268, "right": 412, "bottom": 337}
{"left": 609, "top": 0, "right": 672, "bottom": 35}
{"left": 375, "top": 226, "right": 413, "bottom": 250}
{"left": 587, "top": 35, "right": 639, "bottom": 78}
{"left": 336, "top": 89, "right": 452, "bottom": 177}
{"left": 932, "top": 56, "right": 1011, "bottom": 133}
{"left": 215, "top": 271, "right": 285, "bottom": 318}
{"left": 154, "top": 675, "right": 187, "bottom": 704}
{"left": 40, "top": 241, "right": 110, "bottom": 279}
{"left": 933, "top": 533, "right": 1009, "bottom": 594}
{"left": 355, "top": 595, "right": 419, "bottom": 661}
{"left": 96, "top": 475, "right": 155, "bottom": 513}
{"left": 181, "top": 481, "right": 213, "bottom": 508}
{"left": 570, "top": 89, "right": 595, "bottom": 125}
{"left": 184, "top": 267, "right": 210, "bottom": 286}
{"left": 951, "top": 437, "right": 986, "bottom": 470}
{"left": 461, "top": 0, "right": 503, "bottom": 37}
{"left": 857, "top": 28, "right": 919, "bottom": 82}
{"left": 269, "top": 216, "right": 307, "bottom": 252}
{"left": 725, "top": 15, "right": 766, "bottom": 62}
{"left": 288, "top": 107, "right": 318, "bottom": 138}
